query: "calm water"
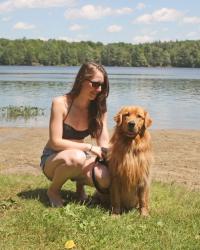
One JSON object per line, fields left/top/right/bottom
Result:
{"left": 0, "top": 66, "right": 200, "bottom": 129}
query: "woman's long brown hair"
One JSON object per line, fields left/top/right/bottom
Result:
{"left": 68, "top": 62, "right": 109, "bottom": 138}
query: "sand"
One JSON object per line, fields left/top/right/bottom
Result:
{"left": 0, "top": 127, "right": 199, "bottom": 191}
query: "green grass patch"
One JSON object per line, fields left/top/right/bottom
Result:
{"left": 0, "top": 175, "right": 199, "bottom": 250}
{"left": 0, "top": 105, "right": 45, "bottom": 120}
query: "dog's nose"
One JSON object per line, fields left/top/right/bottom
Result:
{"left": 128, "top": 121, "right": 135, "bottom": 131}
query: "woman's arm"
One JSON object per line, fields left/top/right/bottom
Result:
{"left": 96, "top": 111, "right": 110, "bottom": 148}
{"left": 49, "top": 97, "right": 91, "bottom": 152}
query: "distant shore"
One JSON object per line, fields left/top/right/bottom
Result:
{"left": 0, "top": 127, "right": 199, "bottom": 191}
{"left": 1, "top": 39, "right": 200, "bottom": 67}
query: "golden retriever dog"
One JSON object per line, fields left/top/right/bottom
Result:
{"left": 107, "top": 106, "right": 153, "bottom": 216}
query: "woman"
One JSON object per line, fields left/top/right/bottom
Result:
{"left": 40, "top": 62, "right": 110, "bottom": 207}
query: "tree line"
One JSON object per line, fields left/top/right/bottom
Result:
{"left": 0, "top": 38, "right": 200, "bottom": 67}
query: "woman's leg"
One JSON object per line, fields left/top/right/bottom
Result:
{"left": 82, "top": 160, "right": 111, "bottom": 189}
{"left": 43, "top": 149, "right": 111, "bottom": 207}
{"left": 43, "top": 149, "right": 87, "bottom": 207}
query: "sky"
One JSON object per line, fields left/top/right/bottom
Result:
{"left": 0, "top": 0, "right": 200, "bottom": 44}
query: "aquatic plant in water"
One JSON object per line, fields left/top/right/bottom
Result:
{"left": 0, "top": 105, "right": 45, "bottom": 120}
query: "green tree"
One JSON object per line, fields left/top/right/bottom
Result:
{"left": 131, "top": 47, "right": 148, "bottom": 66}
{"left": 0, "top": 38, "right": 200, "bottom": 67}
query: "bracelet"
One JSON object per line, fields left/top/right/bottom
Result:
{"left": 89, "top": 144, "right": 93, "bottom": 152}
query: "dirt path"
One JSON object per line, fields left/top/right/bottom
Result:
{"left": 0, "top": 128, "right": 199, "bottom": 191}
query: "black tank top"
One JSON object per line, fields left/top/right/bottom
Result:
{"left": 63, "top": 99, "right": 90, "bottom": 140}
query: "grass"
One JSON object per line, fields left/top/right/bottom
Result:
{"left": 0, "top": 105, "right": 45, "bottom": 119}
{"left": 0, "top": 174, "right": 200, "bottom": 250}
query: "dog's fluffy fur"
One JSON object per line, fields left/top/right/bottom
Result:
{"left": 107, "top": 106, "right": 153, "bottom": 216}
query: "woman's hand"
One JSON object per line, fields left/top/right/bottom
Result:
{"left": 101, "top": 147, "right": 108, "bottom": 159}
{"left": 89, "top": 145, "right": 108, "bottom": 159}
{"left": 90, "top": 145, "right": 102, "bottom": 158}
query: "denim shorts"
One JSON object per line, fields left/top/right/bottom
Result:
{"left": 40, "top": 147, "right": 58, "bottom": 170}
{"left": 40, "top": 147, "right": 91, "bottom": 170}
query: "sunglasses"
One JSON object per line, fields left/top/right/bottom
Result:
{"left": 88, "top": 79, "right": 104, "bottom": 88}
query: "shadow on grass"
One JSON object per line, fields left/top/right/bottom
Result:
{"left": 17, "top": 188, "right": 50, "bottom": 207}
{"left": 17, "top": 188, "right": 110, "bottom": 210}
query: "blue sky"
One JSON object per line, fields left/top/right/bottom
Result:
{"left": 0, "top": 0, "right": 200, "bottom": 44}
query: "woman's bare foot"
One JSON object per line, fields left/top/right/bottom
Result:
{"left": 47, "top": 188, "right": 64, "bottom": 208}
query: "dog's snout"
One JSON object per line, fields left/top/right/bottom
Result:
{"left": 128, "top": 121, "right": 135, "bottom": 131}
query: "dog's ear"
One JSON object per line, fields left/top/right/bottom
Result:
{"left": 144, "top": 111, "right": 152, "bottom": 128}
{"left": 114, "top": 107, "right": 128, "bottom": 126}
{"left": 114, "top": 113, "right": 123, "bottom": 126}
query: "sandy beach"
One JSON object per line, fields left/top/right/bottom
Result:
{"left": 0, "top": 127, "right": 199, "bottom": 191}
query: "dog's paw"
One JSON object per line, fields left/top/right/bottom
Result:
{"left": 111, "top": 213, "right": 120, "bottom": 219}
{"left": 140, "top": 208, "right": 149, "bottom": 217}
{"left": 111, "top": 207, "right": 121, "bottom": 215}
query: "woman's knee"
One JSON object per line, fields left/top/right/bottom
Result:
{"left": 95, "top": 164, "right": 111, "bottom": 189}
{"left": 61, "top": 150, "right": 86, "bottom": 168}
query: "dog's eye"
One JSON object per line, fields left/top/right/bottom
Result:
{"left": 137, "top": 114, "right": 143, "bottom": 119}
{"left": 123, "top": 112, "right": 130, "bottom": 117}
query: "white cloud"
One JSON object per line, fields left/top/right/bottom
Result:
{"left": 115, "top": 7, "right": 132, "bottom": 15}
{"left": 134, "top": 14, "right": 152, "bottom": 24}
{"left": 134, "top": 8, "right": 183, "bottom": 24}
{"left": 69, "top": 24, "right": 83, "bottom": 31}
{"left": 13, "top": 22, "right": 35, "bottom": 30}
{"left": 183, "top": 16, "right": 200, "bottom": 24}
{"left": 0, "top": 1, "right": 11, "bottom": 12}
{"left": 65, "top": 5, "right": 133, "bottom": 20}
{"left": 133, "top": 35, "right": 154, "bottom": 44}
{"left": 2, "top": 16, "right": 11, "bottom": 21}
{"left": 136, "top": 3, "right": 146, "bottom": 10}
{"left": 0, "top": 0, "right": 76, "bottom": 12}
{"left": 107, "top": 25, "right": 122, "bottom": 33}
{"left": 65, "top": 5, "right": 111, "bottom": 19}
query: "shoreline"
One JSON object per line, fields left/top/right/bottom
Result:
{"left": 0, "top": 127, "right": 199, "bottom": 191}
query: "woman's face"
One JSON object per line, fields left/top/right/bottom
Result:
{"left": 81, "top": 70, "right": 105, "bottom": 100}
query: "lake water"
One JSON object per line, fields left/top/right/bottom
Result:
{"left": 0, "top": 66, "right": 200, "bottom": 129}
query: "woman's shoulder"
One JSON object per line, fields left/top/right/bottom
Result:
{"left": 52, "top": 95, "right": 68, "bottom": 105}
{"left": 52, "top": 95, "right": 71, "bottom": 111}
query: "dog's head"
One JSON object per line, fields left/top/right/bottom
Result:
{"left": 114, "top": 106, "right": 152, "bottom": 137}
